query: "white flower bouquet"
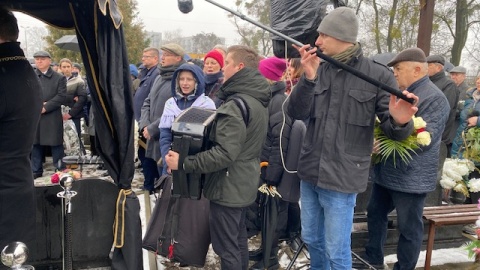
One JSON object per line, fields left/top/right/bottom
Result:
{"left": 440, "top": 158, "right": 476, "bottom": 196}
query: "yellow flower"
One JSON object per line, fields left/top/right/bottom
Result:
{"left": 417, "top": 131, "right": 431, "bottom": 146}
{"left": 413, "top": 116, "right": 427, "bottom": 129}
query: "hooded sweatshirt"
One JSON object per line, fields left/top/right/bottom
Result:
{"left": 159, "top": 64, "right": 216, "bottom": 174}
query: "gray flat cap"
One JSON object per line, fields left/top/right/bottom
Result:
{"left": 449, "top": 66, "right": 466, "bottom": 74}
{"left": 387, "top": 48, "right": 427, "bottom": 67}
{"left": 73, "top": 63, "right": 82, "bottom": 70}
{"left": 160, "top": 43, "right": 185, "bottom": 57}
{"left": 426, "top": 54, "right": 445, "bottom": 66}
{"left": 33, "top": 50, "right": 51, "bottom": 58}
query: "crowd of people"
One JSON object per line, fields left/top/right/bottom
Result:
{"left": 3, "top": 4, "right": 480, "bottom": 270}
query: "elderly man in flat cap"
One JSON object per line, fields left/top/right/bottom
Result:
{"left": 360, "top": 48, "right": 450, "bottom": 270}
{"left": 139, "top": 43, "right": 186, "bottom": 183}
{"left": 32, "top": 50, "right": 67, "bottom": 178}
{"left": 426, "top": 55, "right": 458, "bottom": 158}
{"left": 290, "top": 7, "right": 420, "bottom": 269}
{"left": 450, "top": 66, "right": 470, "bottom": 101}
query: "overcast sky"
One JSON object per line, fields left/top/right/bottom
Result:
{"left": 14, "top": 0, "right": 242, "bottom": 46}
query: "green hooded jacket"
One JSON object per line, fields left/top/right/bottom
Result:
{"left": 183, "top": 67, "right": 271, "bottom": 207}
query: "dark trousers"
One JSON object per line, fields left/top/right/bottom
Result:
{"left": 31, "top": 144, "right": 65, "bottom": 173}
{"left": 90, "top": 135, "right": 98, "bottom": 156}
{"left": 286, "top": 201, "right": 301, "bottom": 238}
{"left": 365, "top": 183, "right": 426, "bottom": 270}
{"left": 137, "top": 146, "right": 157, "bottom": 191}
{"left": 71, "top": 117, "right": 82, "bottom": 138}
{"left": 210, "top": 202, "right": 248, "bottom": 270}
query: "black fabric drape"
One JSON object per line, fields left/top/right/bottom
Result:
{"left": 3, "top": 1, "right": 142, "bottom": 269}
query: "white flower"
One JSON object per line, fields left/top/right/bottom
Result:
{"left": 417, "top": 131, "right": 431, "bottom": 146}
{"left": 468, "top": 178, "right": 480, "bottom": 193}
{"left": 413, "top": 117, "right": 427, "bottom": 129}
{"left": 440, "top": 177, "right": 457, "bottom": 189}
{"left": 443, "top": 167, "right": 465, "bottom": 182}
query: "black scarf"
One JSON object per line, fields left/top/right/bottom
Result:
{"left": 160, "top": 60, "right": 185, "bottom": 80}
{"left": 205, "top": 71, "right": 223, "bottom": 85}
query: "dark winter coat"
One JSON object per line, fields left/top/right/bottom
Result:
{"left": 429, "top": 71, "right": 458, "bottom": 144}
{"left": 453, "top": 81, "right": 472, "bottom": 140}
{"left": 204, "top": 71, "right": 224, "bottom": 108}
{"left": 458, "top": 81, "right": 471, "bottom": 102}
{"left": 287, "top": 47, "right": 413, "bottom": 194}
{"left": 451, "top": 88, "right": 480, "bottom": 157}
{"left": 373, "top": 76, "right": 449, "bottom": 193}
{"left": 65, "top": 75, "right": 87, "bottom": 119}
{"left": 183, "top": 67, "right": 271, "bottom": 207}
{"left": 134, "top": 65, "right": 160, "bottom": 121}
{"left": 260, "top": 81, "right": 292, "bottom": 185}
{"left": 139, "top": 61, "right": 184, "bottom": 161}
{"left": 0, "top": 42, "right": 42, "bottom": 251}
{"left": 34, "top": 65, "right": 67, "bottom": 145}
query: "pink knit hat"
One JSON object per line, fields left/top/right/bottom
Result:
{"left": 259, "top": 57, "right": 287, "bottom": 81}
{"left": 204, "top": 50, "right": 224, "bottom": 68}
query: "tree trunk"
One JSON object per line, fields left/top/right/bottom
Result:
{"left": 450, "top": 0, "right": 469, "bottom": 66}
{"left": 372, "top": 0, "right": 381, "bottom": 54}
{"left": 417, "top": 0, "right": 435, "bottom": 56}
{"left": 386, "top": 0, "right": 399, "bottom": 52}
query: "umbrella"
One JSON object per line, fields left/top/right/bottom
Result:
{"left": 5, "top": 1, "right": 142, "bottom": 269}
{"left": 54, "top": 35, "right": 80, "bottom": 52}
{"left": 258, "top": 183, "right": 281, "bottom": 268}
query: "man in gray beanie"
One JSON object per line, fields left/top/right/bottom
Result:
{"left": 288, "top": 7, "right": 420, "bottom": 269}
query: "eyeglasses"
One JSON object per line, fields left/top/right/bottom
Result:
{"left": 162, "top": 53, "right": 176, "bottom": 57}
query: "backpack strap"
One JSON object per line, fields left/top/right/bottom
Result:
{"left": 230, "top": 96, "right": 250, "bottom": 126}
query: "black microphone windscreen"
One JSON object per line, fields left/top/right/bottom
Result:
{"left": 178, "top": 0, "right": 193, "bottom": 14}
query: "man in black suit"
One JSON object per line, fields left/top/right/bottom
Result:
{"left": 0, "top": 6, "right": 42, "bottom": 266}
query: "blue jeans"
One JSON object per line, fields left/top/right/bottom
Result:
{"left": 365, "top": 183, "right": 426, "bottom": 270}
{"left": 31, "top": 144, "right": 65, "bottom": 174}
{"left": 300, "top": 181, "right": 357, "bottom": 270}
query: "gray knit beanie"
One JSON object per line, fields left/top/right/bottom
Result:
{"left": 317, "top": 7, "right": 358, "bottom": 43}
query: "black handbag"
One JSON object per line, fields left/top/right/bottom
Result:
{"left": 142, "top": 175, "right": 211, "bottom": 267}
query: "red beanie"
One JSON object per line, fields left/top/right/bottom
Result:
{"left": 204, "top": 50, "right": 224, "bottom": 68}
{"left": 258, "top": 57, "right": 287, "bottom": 81}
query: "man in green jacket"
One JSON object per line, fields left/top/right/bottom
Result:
{"left": 166, "top": 45, "right": 271, "bottom": 270}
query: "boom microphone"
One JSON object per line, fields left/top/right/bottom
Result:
{"left": 178, "top": 0, "right": 193, "bottom": 14}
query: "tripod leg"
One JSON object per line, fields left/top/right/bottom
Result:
{"left": 351, "top": 251, "right": 378, "bottom": 270}
{"left": 286, "top": 242, "right": 306, "bottom": 270}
